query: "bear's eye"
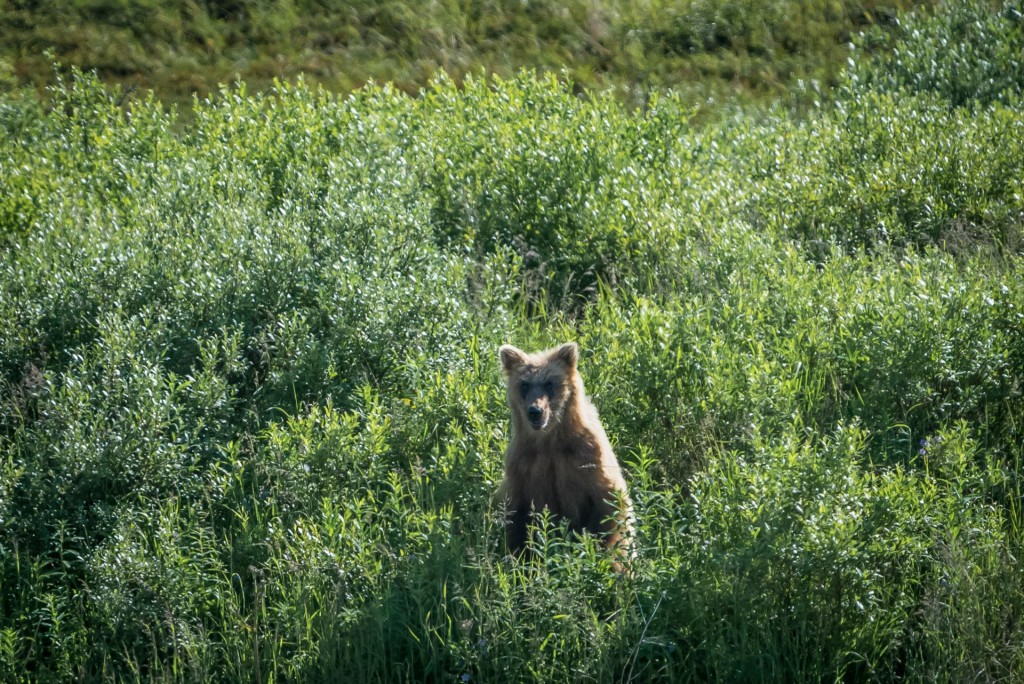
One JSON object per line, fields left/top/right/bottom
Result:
{"left": 543, "top": 381, "right": 554, "bottom": 394}
{"left": 519, "top": 381, "right": 530, "bottom": 398}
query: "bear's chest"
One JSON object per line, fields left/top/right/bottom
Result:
{"left": 514, "top": 446, "right": 600, "bottom": 522}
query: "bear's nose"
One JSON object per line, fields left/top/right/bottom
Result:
{"left": 527, "top": 405, "right": 543, "bottom": 419}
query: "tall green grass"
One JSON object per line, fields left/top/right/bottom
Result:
{"left": 1, "top": 0, "right": 925, "bottom": 109}
{"left": 2, "top": 1, "right": 1023, "bottom": 681}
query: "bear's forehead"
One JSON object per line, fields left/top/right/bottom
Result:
{"left": 520, "top": 365, "right": 565, "bottom": 384}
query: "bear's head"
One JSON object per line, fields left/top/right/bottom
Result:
{"left": 499, "top": 342, "right": 579, "bottom": 432}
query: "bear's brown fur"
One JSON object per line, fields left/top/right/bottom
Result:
{"left": 498, "top": 342, "right": 633, "bottom": 564}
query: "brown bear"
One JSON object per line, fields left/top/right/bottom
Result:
{"left": 498, "top": 342, "right": 634, "bottom": 565}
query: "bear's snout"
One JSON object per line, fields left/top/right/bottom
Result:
{"left": 526, "top": 404, "right": 547, "bottom": 429}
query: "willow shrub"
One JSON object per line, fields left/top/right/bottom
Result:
{"left": 2, "top": 4, "right": 1024, "bottom": 678}
{"left": 848, "top": 0, "right": 1024, "bottom": 108}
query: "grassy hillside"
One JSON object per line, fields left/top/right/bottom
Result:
{"left": 2, "top": 0, "right": 1024, "bottom": 681}
{"left": 2, "top": 0, "right": 925, "bottom": 108}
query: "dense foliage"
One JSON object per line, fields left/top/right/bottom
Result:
{"left": 1, "top": 1, "right": 1023, "bottom": 681}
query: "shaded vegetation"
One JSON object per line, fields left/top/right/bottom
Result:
{"left": 2, "top": 0, "right": 926, "bottom": 108}
{"left": 1, "top": 1, "right": 1023, "bottom": 681}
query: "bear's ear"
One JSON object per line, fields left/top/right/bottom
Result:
{"left": 552, "top": 342, "right": 578, "bottom": 369}
{"left": 499, "top": 345, "right": 527, "bottom": 376}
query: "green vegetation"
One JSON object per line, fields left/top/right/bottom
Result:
{"left": 2, "top": 0, "right": 924, "bottom": 108}
{"left": 2, "top": 0, "right": 1024, "bottom": 681}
